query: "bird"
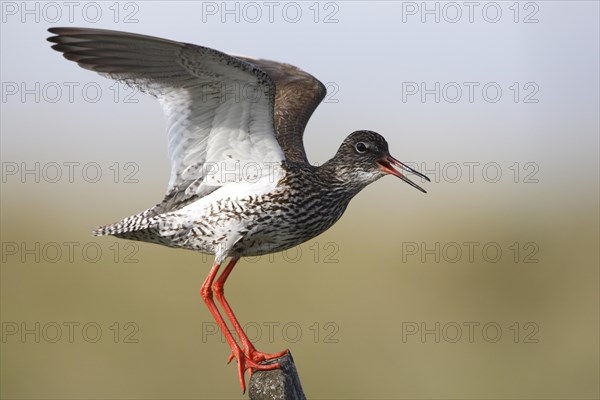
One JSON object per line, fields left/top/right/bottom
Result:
{"left": 47, "top": 27, "right": 430, "bottom": 392}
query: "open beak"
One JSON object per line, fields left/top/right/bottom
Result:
{"left": 377, "top": 155, "right": 430, "bottom": 193}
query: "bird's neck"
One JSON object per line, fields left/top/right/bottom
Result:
{"left": 316, "top": 157, "right": 371, "bottom": 195}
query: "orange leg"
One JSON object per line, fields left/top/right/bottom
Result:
{"left": 213, "top": 257, "right": 289, "bottom": 367}
{"left": 200, "top": 261, "right": 278, "bottom": 392}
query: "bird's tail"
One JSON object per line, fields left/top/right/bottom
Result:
{"left": 93, "top": 209, "right": 157, "bottom": 237}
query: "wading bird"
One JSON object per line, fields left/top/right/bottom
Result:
{"left": 48, "top": 27, "right": 429, "bottom": 392}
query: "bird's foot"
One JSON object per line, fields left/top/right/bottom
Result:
{"left": 229, "top": 346, "right": 281, "bottom": 393}
{"left": 228, "top": 346, "right": 289, "bottom": 364}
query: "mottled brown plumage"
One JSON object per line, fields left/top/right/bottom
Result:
{"left": 48, "top": 27, "right": 429, "bottom": 393}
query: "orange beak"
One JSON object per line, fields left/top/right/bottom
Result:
{"left": 377, "top": 155, "right": 430, "bottom": 193}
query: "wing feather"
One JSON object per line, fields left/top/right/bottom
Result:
{"left": 236, "top": 56, "right": 327, "bottom": 164}
{"left": 48, "top": 27, "right": 285, "bottom": 209}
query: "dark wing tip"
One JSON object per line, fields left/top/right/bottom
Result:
{"left": 47, "top": 27, "right": 82, "bottom": 41}
{"left": 48, "top": 26, "right": 109, "bottom": 35}
{"left": 47, "top": 27, "right": 62, "bottom": 45}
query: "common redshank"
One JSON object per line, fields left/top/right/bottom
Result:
{"left": 48, "top": 27, "right": 430, "bottom": 392}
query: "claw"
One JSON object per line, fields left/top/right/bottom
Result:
{"left": 249, "top": 348, "right": 289, "bottom": 363}
{"left": 230, "top": 346, "right": 281, "bottom": 393}
{"left": 226, "top": 347, "right": 288, "bottom": 389}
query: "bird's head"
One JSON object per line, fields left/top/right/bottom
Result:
{"left": 330, "top": 130, "right": 430, "bottom": 192}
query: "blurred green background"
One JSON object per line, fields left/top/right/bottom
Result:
{"left": 1, "top": 1, "right": 598, "bottom": 399}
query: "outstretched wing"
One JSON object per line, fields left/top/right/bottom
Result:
{"left": 47, "top": 27, "right": 286, "bottom": 209}
{"left": 236, "top": 56, "right": 326, "bottom": 164}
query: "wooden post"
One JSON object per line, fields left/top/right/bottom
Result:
{"left": 248, "top": 352, "right": 306, "bottom": 400}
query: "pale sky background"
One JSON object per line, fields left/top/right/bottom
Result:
{"left": 2, "top": 1, "right": 598, "bottom": 171}
{"left": 1, "top": 2, "right": 599, "bottom": 399}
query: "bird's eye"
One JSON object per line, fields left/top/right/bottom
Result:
{"left": 355, "top": 142, "right": 368, "bottom": 153}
